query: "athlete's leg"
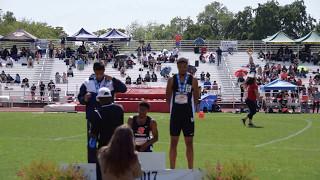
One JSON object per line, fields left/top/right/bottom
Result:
{"left": 184, "top": 136, "right": 193, "bottom": 169}
{"left": 170, "top": 136, "right": 179, "bottom": 169}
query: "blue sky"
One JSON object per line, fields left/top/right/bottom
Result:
{"left": 1, "top": 0, "right": 319, "bottom": 35}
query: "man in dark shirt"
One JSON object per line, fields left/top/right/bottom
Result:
{"left": 90, "top": 87, "right": 124, "bottom": 180}
{"left": 216, "top": 47, "right": 222, "bottom": 66}
{"left": 39, "top": 81, "right": 45, "bottom": 101}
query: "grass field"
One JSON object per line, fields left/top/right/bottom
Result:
{"left": 0, "top": 112, "right": 319, "bottom": 179}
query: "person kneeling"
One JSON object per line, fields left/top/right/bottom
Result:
{"left": 128, "top": 101, "right": 158, "bottom": 152}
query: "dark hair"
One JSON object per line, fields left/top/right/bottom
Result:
{"left": 245, "top": 77, "right": 256, "bottom": 85}
{"left": 100, "top": 125, "right": 137, "bottom": 177}
{"left": 93, "top": 62, "right": 105, "bottom": 71}
{"left": 139, "top": 101, "right": 150, "bottom": 109}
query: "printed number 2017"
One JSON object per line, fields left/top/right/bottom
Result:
{"left": 140, "top": 171, "right": 158, "bottom": 180}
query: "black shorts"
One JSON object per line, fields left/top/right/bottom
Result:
{"left": 170, "top": 116, "right": 194, "bottom": 137}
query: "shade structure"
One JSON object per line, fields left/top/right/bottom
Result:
{"left": 0, "top": 29, "right": 38, "bottom": 42}
{"left": 262, "top": 31, "right": 295, "bottom": 44}
{"left": 260, "top": 79, "right": 297, "bottom": 91}
{"left": 295, "top": 31, "right": 320, "bottom": 44}
{"left": 193, "top": 37, "right": 205, "bottom": 45}
{"left": 66, "top": 28, "right": 100, "bottom": 41}
{"left": 99, "top": 29, "right": 131, "bottom": 41}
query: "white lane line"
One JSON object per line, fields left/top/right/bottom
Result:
{"left": 53, "top": 134, "right": 85, "bottom": 141}
{"left": 255, "top": 119, "right": 312, "bottom": 148}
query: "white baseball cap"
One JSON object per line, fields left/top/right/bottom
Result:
{"left": 96, "top": 87, "right": 112, "bottom": 101}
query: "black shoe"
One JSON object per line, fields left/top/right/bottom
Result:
{"left": 241, "top": 118, "right": 246, "bottom": 126}
{"left": 248, "top": 123, "right": 256, "bottom": 128}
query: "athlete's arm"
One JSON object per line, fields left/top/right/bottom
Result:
{"left": 127, "top": 116, "right": 134, "bottom": 127}
{"left": 140, "top": 120, "right": 159, "bottom": 151}
{"left": 166, "top": 77, "right": 173, "bottom": 103}
{"left": 192, "top": 77, "right": 199, "bottom": 105}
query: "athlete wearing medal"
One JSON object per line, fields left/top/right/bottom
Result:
{"left": 166, "top": 57, "right": 199, "bottom": 169}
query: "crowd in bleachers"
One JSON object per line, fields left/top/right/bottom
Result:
{"left": 239, "top": 46, "right": 320, "bottom": 113}
{"left": 258, "top": 45, "right": 320, "bottom": 65}
{"left": 0, "top": 45, "right": 38, "bottom": 67}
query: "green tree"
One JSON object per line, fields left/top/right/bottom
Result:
{"left": 280, "top": 0, "right": 316, "bottom": 38}
{"left": 0, "top": 11, "right": 67, "bottom": 39}
{"left": 197, "top": 1, "right": 233, "bottom": 39}
{"left": 170, "top": 16, "right": 194, "bottom": 35}
{"left": 253, "top": 0, "right": 281, "bottom": 39}
{"left": 225, "top": 6, "right": 254, "bottom": 40}
{"left": 93, "top": 29, "right": 108, "bottom": 36}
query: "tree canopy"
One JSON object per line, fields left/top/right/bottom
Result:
{"left": 0, "top": 0, "right": 318, "bottom": 40}
{"left": 0, "top": 11, "right": 67, "bottom": 39}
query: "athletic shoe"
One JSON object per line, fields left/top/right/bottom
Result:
{"left": 241, "top": 118, "right": 246, "bottom": 126}
{"left": 248, "top": 123, "right": 256, "bottom": 128}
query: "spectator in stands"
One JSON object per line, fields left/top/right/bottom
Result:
{"left": 212, "top": 81, "right": 219, "bottom": 91}
{"left": 97, "top": 125, "right": 142, "bottom": 180}
{"left": 48, "top": 41, "right": 54, "bottom": 58}
{"left": 144, "top": 71, "right": 151, "bottom": 82}
{"left": 209, "top": 53, "right": 215, "bottom": 63}
{"left": 6, "top": 74, "right": 14, "bottom": 84}
{"left": 142, "top": 55, "right": 148, "bottom": 68}
{"left": 216, "top": 47, "right": 222, "bottom": 66}
{"left": 48, "top": 80, "right": 55, "bottom": 91}
{"left": 10, "top": 45, "right": 18, "bottom": 60}
{"left": 14, "top": 74, "right": 21, "bottom": 84}
{"left": 6, "top": 57, "right": 13, "bottom": 68}
{"left": 55, "top": 72, "right": 61, "bottom": 84}
{"left": 62, "top": 72, "right": 68, "bottom": 83}
{"left": 77, "top": 62, "right": 127, "bottom": 163}
{"left": 23, "top": 78, "right": 30, "bottom": 88}
{"left": 312, "top": 88, "right": 320, "bottom": 113}
{"left": 128, "top": 101, "right": 158, "bottom": 152}
{"left": 136, "top": 75, "right": 142, "bottom": 85}
{"left": 31, "top": 84, "right": 36, "bottom": 101}
{"left": 90, "top": 87, "right": 124, "bottom": 180}
{"left": 199, "top": 53, "right": 205, "bottom": 63}
{"left": 200, "top": 72, "right": 205, "bottom": 81}
{"left": 125, "top": 76, "right": 132, "bottom": 85}
{"left": 206, "top": 72, "right": 211, "bottom": 80}
{"left": 146, "top": 43, "right": 152, "bottom": 52}
{"left": 67, "top": 67, "right": 74, "bottom": 77}
{"left": 39, "top": 81, "right": 45, "bottom": 101}
{"left": 120, "top": 66, "right": 126, "bottom": 77}
{"left": 172, "top": 47, "right": 179, "bottom": 59}
{"left": 0, "top": 71, "right": 7, "bottom": 83}
{"left": 300, "top": 68, "right": 307, "bottom": 78}
{"left": 151, "top": 72, "right": 157, "bottom": 82}
{"left": 1, "top": 48, "right": 9, "bottom": 60}
{"left": 60, "top": 37, "right": 65, "bottom": 49}
{"left": 27, "top": 56, "right": 33, "bottom": 68}
{"left": 203, "top": 78, "right": 212, "bottom": 90}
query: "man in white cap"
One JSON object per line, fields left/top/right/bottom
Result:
{"left": 90, "top": 87, "right": 124, "bottom": 149}
{"left": 166, "top": 57, "right": 199, "bottom": 169}
{"left": 90, "top": 87, "right": 124, "bottom": 180}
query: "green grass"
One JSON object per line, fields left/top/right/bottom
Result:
{"left": 0, "top": 112, "right": 319, "bottom": 179}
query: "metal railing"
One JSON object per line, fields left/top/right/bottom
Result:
{"left": 222, "top": 52, "right": 237, "bottom": 107}
{"left": 2, "top": 40, "right": 320, "bottom": 53}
